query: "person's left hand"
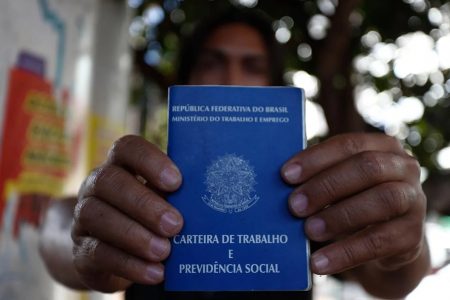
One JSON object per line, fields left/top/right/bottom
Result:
{"left": 281, "top": 133, "right": 427, "bottom": 275}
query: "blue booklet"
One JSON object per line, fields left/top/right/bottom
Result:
{"left": 165, "top": 86, "right": 310, "bottom": 292}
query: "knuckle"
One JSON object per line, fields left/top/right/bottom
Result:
{"left": 73, "top": 238, "right": 100, "bottom": 268}
{"left": 134, "top": 148, "right": 159, "bottom": 175}
{"left": 364, "top": 231, "right": 389, "bottom": 259}
{"left": 133, "top": 189, "right": 151, "bottom": 211}
{"left": 341, "top": 243, "right": 359, "bottom": 267}
{"left": 131, "top": 188, "right": 169, "bottom": 222}
{"left": 379, "top": 183, "right": 411, "bottom": 217}
{"left": 317, "top": 175, "right": 339, "bottom": 200}
{"left": 75, "top": 197, "right": 102, "bottom": 229}
{"left": 85, "top": 238, "right": 101, "bottom": 258}
{"left": 114, "top": 251, "right": 132, "bottom": 274}
{"left": 338, "top": 134, "right": 365, "bottom": 156}
{"left": 79, "top": 168, "right": 102, "bottom": 197}
{"left": 73, "top": 197, "right": 88, "bottom": 224}
{"left": 358, "top": 151, "right": 386, "bottom": 181}
{"left": 132, "top": 189, "right": 163, "bottom": 218}
{"left": 337, "top": 205, "right": 356, "bottom": 231}
{"left": 132, "top": 188, "right": 168, "bottom": 220}
{"left": 89, "top": 165, "right": 121, "bottom": 195}
{"left": 122, "top": 219, "right": 138, "bottom": 240}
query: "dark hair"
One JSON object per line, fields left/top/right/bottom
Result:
{"left": 176, "top": 9, "right": 285, "bottom": 85}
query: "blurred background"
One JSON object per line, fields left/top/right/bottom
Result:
{"left": 0, "top": 0, "right": 449, "bottom": 299}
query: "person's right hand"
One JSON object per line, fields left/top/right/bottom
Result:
{"left": 72, "top": 135, "right": 184, "bottom": 292}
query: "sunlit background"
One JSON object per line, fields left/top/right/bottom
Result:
{"left": 126, "top": 0, "right": 450, "bottom": 175}
{"left": 124, "top": 0, "right": 450, "bottom": 299}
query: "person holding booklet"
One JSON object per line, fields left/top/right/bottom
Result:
{"left": 39, "top": 9, "right": 430, "bottom": 300}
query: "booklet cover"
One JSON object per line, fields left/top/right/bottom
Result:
{"left": 165, "top": 85, "right": 310, "bottom": 292}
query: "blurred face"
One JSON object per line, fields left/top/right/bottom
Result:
{"left": 188, "top": 22, "right": 271, "bottom": 86}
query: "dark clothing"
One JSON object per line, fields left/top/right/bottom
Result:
{"left": 126, "top": 284, "right": 312, "bottom": 300}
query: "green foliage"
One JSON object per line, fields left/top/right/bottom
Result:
{"left": 129, "top": 0, "right": 450, "bottom": 179}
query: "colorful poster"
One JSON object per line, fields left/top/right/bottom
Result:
{"left": 0, "top": 67, "right": 72, "bottom": 224}
{"left": 0, "top": 55, "right": 77, "bottom": 299}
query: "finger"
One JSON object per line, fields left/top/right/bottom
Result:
{"left": 288, "top": 151, "right": 420, "bottom": 217}
{"left": 106, "top": 135, "right": 182, "bottom": 192}
{"left": 79, "top": 164, "right": 183, "bottom": 237}
{"left": 75, "top": 267, "right": 132, "bottom": 293}
{"left": 305, "top": 182, "right": 417, "bottom": 242}
{"left": 73, "top": 197, "right": 171, "bottom": 262}
{"left": 309, "top": 216, "right": 424, "bottom": 275}
{"left": 74, "top": 237, "right": 164, "bottom": 287}
{"left": 281, "top": 133, "right": 406, "bottom": 185}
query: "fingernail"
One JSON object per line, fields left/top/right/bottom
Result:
{"left": 147, "top": 265, "right": 163, "bottom": 281}
{"left": 283, "top": 163, "right": 302, "bottom": 183}
{"left": 160, "top": 211, "right": 181, "bottom": 235}
{"left": 150, "top": 237, "right": 170, "bottom": 259}
{"left": 306, "top": 218, "right": 326, "bottom": 238}
{"left": 160, "top": 166, "right": 181, "bottom": 189}
{"left": 312, "top": 253, "right": 329, "bottom": 273}
{"left": 290, "top": 193, "right": 308, "bottom": 215}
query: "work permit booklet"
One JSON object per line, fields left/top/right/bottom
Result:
{"left": 165, "top": 85, "right": 311, "bottom": 292}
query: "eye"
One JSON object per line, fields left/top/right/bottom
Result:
{"left": 195, "top": 52, "right": 225, "bottom": 71}
{"left": 243, "top": 57, "right": 269, "bottom": 75}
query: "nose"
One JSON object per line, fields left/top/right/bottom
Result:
{"left": 225, "top": 60, "right": 247, "bottom": 86}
